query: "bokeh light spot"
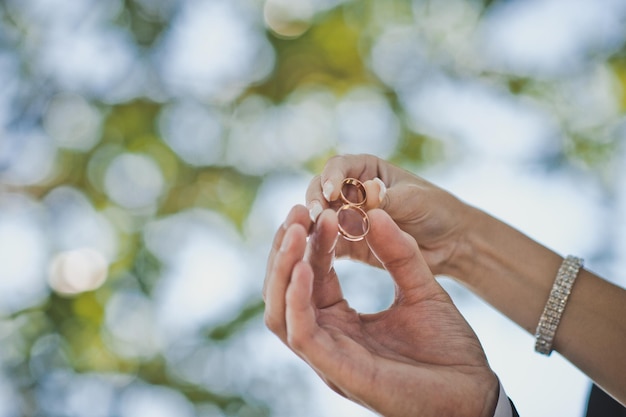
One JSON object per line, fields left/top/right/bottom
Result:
{"left": 43, "top": 93, "right": 103, "bottom": 152}
{"left": 104, "top": 291, "right": 161, "bottom": 360}
{"left": 336, "top": 87, "right": 400, "bottom": 157}
{"left": 48, "top": 248, "right": 109, "bottom": 296}
{"left": 157, "top": 0, "right": 275, "bottom": 101}
{"left": 103, "top": 153, "right": 165, "bottom": 210}
{"left": 264, "top": 0, "right": 313, "bottom": 39}
{"left": 0, "top": 194, "right": 49, "bottom": 313}
{"left": 158, "top": 100, "right": 224, "bottom": 167}
{"left": 0, "top": 132, "right": 56, "bottom": 186}
{"left": 118, "top": 383, "right": 195, "bottom": 417}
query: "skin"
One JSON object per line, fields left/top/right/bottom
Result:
{"left": 304, "top": 153, "right": 626, "bottom": 406}
{"left": 263, "top": 205, "right": 499, "bottom": 417}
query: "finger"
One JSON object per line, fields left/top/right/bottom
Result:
{"left": 362, "top": 177, "right": 387, "bottom": 210}
{"left": 317, "top": 154, "right": 382, "bottom": 203}
{"left": 264, "top": 222, "right": 308, "bottom": 342}
{"left": 376, "top": 175, "right": 446, "bottom": 216}
{"left": 285, "top": 260, "right": 345, "bottom": 372}
{"left": 285, "top": 261, "right": 372, "bottom": 397}
{"left": 305, "top": 209, "right": 344, "bottom": 308}
{"left": 334, "top": 237, "right": 383, "bottom": 268}
{"left": 263, "top": 205, "right": 311, "bottom": 298}
{"left": 376, "top": 181, "right": 415, "bottom": 214}
{"left": 305, "top": 175, "right": 327, "bottom": 223}
{"left": 365, "top": 209, "right": 435, "bottom": 298}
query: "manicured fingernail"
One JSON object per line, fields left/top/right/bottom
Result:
{"left": 308, "top": 200, "right": 323, "bottom": 223}
{"left": 322, "top": 181, "right": 334, "bottom": 202}
{"left": 374, "top": 177, "right": 387, "bottom": 202}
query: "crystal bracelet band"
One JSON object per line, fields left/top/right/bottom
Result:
{"left": 534, "top": 255, "right": 583, "bottom": 356}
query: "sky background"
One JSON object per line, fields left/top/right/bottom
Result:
{"left": 1, "top": 0, "right": 625, "bottom": 416}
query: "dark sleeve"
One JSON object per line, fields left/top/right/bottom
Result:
{"left": 509, "top": 398, "right": 520, "bottom": 417}
{"left": 585, "top": 383, "right": 626, "bottom": 417}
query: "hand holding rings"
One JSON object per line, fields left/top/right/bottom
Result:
{"left": 337, "top": 178, "right": 370, "bottom": 242}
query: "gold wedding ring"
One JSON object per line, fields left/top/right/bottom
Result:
{"left": 337, "top": 204, "right": 370, "bottom": 241}
{"left": 340, "top": 178, "right": 367, "bottom": 207}
{"left": 337, "top": 178, "right": 369, "bottom": 241}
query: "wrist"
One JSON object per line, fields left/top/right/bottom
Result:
{"left": 439, "top": 204, "right": 486, "bottom": 283}
{"left": 491, "top": 377, "right": 515, "bottom": 417}
{"left": 481, "top": 371, "right": 501, "bottom": 417}
{"left": 441, "top": 203, "right": 564, "bottom": 334}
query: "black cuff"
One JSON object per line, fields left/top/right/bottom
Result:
{"left": 509, "top": 398, "right": 520, "bottom": 417}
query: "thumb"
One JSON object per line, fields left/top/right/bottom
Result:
{"left": 363, "top": 180, "right": 418, "bottom": 219}
{"left": 365, "top": 209, "right": 434, "bottom": 296}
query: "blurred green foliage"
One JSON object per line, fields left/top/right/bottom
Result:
{"left": 0, "top": 0, "right": 624, "bottom": 416}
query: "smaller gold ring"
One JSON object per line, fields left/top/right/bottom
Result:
{"left": 340, "top": 178, "right": 367, "bottom": 207}
{"left": 337, "top": 204, "right": 370, "bottom": 242}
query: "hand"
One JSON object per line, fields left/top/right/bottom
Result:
{"left": 305, "top": 154, "right": 474, "bottom": 276}
{"left": 263, "top": 204, "right": 499, "bottom": 417}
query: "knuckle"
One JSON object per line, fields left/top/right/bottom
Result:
{"left": 383, "top": 251, "right": 416, "bottom": 272}
{"left": 327, "top": 154, "right": 343, "bottom": 165}
{"left": 307, "top": 175, "right": 322, "bottom": 192}
{"left": 287, "top": 331, "right": 306, "bottom": 351}
{"left": 324, "top": 154, "right": 348, "bottom": 173}
{"left": 264, "top": 312, "right": 279, "bottom": 332}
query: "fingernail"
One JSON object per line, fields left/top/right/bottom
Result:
{"left": 374, "top": 178, "right": 387, "bottom": 203}
{"left": 308, "top": 200, "right": 323, "bottom": 223}
{"left": 322, "top": 181, "right": 334, "bottom": 202}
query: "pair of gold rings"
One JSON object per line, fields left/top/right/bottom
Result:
{"left": 337, "top": 178, "right": 370, "bottom": 242}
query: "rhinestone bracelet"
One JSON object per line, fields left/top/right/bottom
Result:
{"left": 534, "top": 255, "right": 584, "bottom": 356}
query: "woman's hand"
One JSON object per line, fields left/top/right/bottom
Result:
{"left": 263, "top": 204, "right": 499, "bottom": 417}
{"left": 305, "top": 154, "right": 474, "bottom": 276}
